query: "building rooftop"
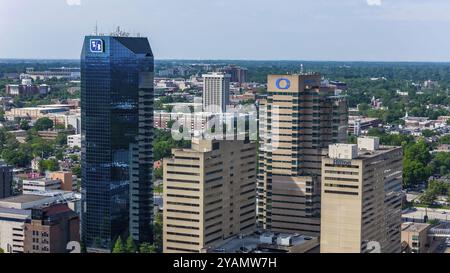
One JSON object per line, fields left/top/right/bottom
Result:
{"left": 402, "top": 222, "right": 430, "bottom": 233}
{"left": 206, "top": 232, "right": 319, "bottom": 253}
{"left": 0, "top": 194, "right": 48, "bottom": 204}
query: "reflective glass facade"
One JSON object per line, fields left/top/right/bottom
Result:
{"left": 81, "top": 36, "right": 154, "bottom": 250}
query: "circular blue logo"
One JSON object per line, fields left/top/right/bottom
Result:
{"left": 276, "top": 78, "right": 291, "bottom": 90}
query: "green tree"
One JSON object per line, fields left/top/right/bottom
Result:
{"left": 125, "top": 235, "right": 138, "bottom": 253}
{"left": 403, "top": 160, "right": 431, "bottom": 189}
{"left": 112, "top": 236, "right": 126, "bottom": 253}
{"left": 72, "top": 165, "right": 81, "bottom": 177}
{"left": 0, "top": 247, "right": 4, "bottom": 253}
{"left": 139, "top": 243, "right": 157, "bottom": 253}
{"left": 422, "top": 129, "right": 436, "bottom": 138}
{"left": 39, "top": 159, "right": 59, "bottom": 172}
{"left": 54, "top": 132, "right": 68, "bottom": 146}
{"left": 154, "top": 212, "right": 163, "bottom": 251}
{"left": 34, "top": 117, "right": 54, "bottom": 131}
{"left": 154, "top": 167, "right": 163, "bottom": 180}
{"left": 20, "top": 119, "right": 30, "bottom": 130}
{"left": 420, "top": 190, "right": 437, "bottom": 206}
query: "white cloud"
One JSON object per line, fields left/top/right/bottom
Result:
{"left": 66, "top": 0, "right": 81, "bottom": 6}
{"left": 366, "top": 0, "right": 382, "bottom": 6}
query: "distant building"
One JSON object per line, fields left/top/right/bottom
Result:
{"left": 202, "top": 72, "right": 231, "bottom": 113}
{"left": 65, "top": 114, "right": 81, "bottom": 134}
{"left": 23, "top": 204, "right": 80, "bottom": 253}
{"left": 348, "top": 116, "right": 381, "bottom": 135}
{"left": 67, "top": 134, "right": 81, "bottom": 148}
{"left": 31, "top": 158, "right": 42, "bottom": 172}
{"left": 5, "top": 79, "right": 50, "bottom": 96}
{"left": 38, "top": 129, "right": 75, "bottom": 141}
{"left": 220, "top": 65, "right": 248, "bottom": 83}
{"left": 163, "top": 138, "right": 257, "bottom": 253}
{"left": 320, "top": 137, "right": 403, "bottom": 253}
{"left": 49, "top": 171, "right": 75, "bottom": 192}
{"left": 21, "top": 67, "right": 80, "bottom": 81}
{"left": 22, "top": 178, "right": 61, "bottom": 194}
{"left": 5, "top": 106, "right": 68, "bottom": 121}
{"left": 0, "top": 161, "right": 13, "bottom": 199}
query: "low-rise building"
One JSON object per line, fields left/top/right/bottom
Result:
{"left": 5, "top": 106, "right": 68, "bottom": 121}
{"left": 49, "top": 171, "right": 75, "bottom": 192}
{"left": 401, "top": 222, "right": 431, "bottom": 253}
{"left": 23, "top": 204, "right": 80, "bottom": 253}
{"left": 22, "top": 178, "right": 61, "bottom": 194}
{"left": 67, "top": 134, "right": 81, "bottom": 148}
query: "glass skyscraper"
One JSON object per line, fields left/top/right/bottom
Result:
{"left": 81, "top": 35, "right": 154, "bottom": 251}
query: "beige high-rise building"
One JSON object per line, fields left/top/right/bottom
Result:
{"left": 257, "top": 73, "right": 348, "bottom": 236}
{"left": 320, "top": 137, "right": 403, "bottom": 253}
{"left": 163, "top": 138, "right": 257, "bottom": 253}
{"left": 202, "top": 72, "right": 231, "bottom": 113}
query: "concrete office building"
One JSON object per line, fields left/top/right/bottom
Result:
{"left": 0, "top": 161, "right": 13, "bottom": 199}
{"left": 202, "top": 72, "right": 231, "bottom": 113}
{"left": 257, "top": 73, "right": 348, "bottom": 236}
{"left": 320, "top": 137, "right": 403, "bottom": 253}
{"left": 163, "top": 138, "right": 257, "bottom": 253}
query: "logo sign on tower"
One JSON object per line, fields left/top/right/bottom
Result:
{"left": 90, "top": 39, "right": 104, "bottom": 53}
{"left": 275, "top": 78, "right": 291, "bottom": 90}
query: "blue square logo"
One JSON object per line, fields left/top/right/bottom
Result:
{"left": 90, "top": 39, "right": 104, "bottom": 53}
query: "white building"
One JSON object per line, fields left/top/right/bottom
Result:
{"left": 202, "top": 72, "right": 231, "bottom": 113}
{"left": 65, "top": 114, "right": 81, "bottom": 134}
{"left": 67, "top": 134, "right": 81, "bottom": 148}
{"left": 0, "top": 208, "right": 31, "bottom": 253}
{"left": 22, "top": 178, "right": 61, "bottom": 194}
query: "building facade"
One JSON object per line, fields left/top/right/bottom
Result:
{"left": 202, "top": 72, "right": 231, "bottom": 113}
{"left": 163, "top": 138, "right": 257, "bottom": 253}
{"left": 257, "top": 73, "right": 348, "bottom": 236}
{"left": 23, "top": 204, "right": 80, "bottom": 253}
{"left": 401, "top": 222, "right": 431, "bottom": 253}
{"left": 0, "top": 161, "right": 13, "bottom": 199}
{"left": 320, "top": 137, "right": 403, "bottom": 253}
{"left": 22, "top": 178, "right": 61, "bottom": 194}
{"left": 81, "top": 35, "right": 154, "bottom": 250}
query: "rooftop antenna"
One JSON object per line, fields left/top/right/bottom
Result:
{"left": 95, "top": 21, "right": 98, "bottom": 35}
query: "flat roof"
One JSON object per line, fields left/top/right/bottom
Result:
{"left": 401, "top": 222, "right": 430, "bottom": 233}
{"left": 0, "top": 194, "right": 48, "bottom": 204}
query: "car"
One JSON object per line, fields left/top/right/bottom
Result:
{"left": 442, "top": 211, "right": 447, "bottom": 214}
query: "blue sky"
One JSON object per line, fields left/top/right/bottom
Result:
{"left": 0, "top": 0, "right": 450, "bottom": 61}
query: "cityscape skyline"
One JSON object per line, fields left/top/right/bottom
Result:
{"left": 2, "top": 0, "right": 450, "bottom": 260}
{"left": 2, "top": 0, "right": 450, "bottom": 62}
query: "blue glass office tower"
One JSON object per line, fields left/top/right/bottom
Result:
{"left": 81, "top": 35, "right": 154, "bottom": 250}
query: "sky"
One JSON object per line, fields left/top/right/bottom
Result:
{"left": 0, "top": 0, "right": 450, "bottom": 61}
